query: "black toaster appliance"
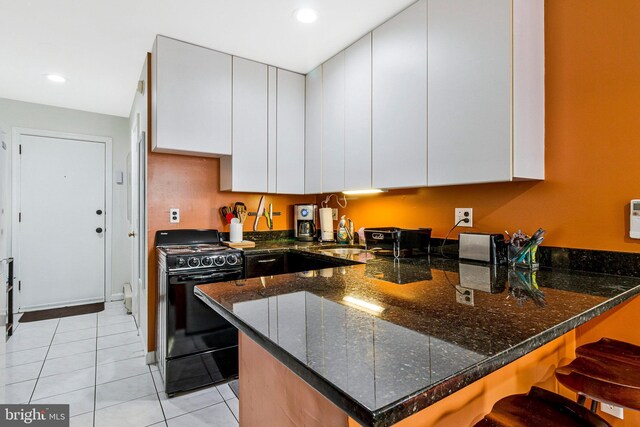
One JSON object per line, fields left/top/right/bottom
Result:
{"left": 364, "top": 227, "right": 432, "bottom": 258}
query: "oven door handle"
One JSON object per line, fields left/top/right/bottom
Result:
{"left": 178, "top": 272, "right": 238, "bottom": 282}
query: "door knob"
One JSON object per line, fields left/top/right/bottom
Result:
{"left": 128, "top": 232, "right": 136, "bottom": 237}
{"left": 96, "top": 209, "right": 103, "bottom": 215}
{"left": 96, "top": 227, "right": 103, "bottom": 233}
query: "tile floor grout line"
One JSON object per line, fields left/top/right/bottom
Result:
{"left": 223, "top": 399, "right": 239, "bottom": 423}
{"left": 162, "top": 394, "right": 231, "bottom": 423}
{"left": 27, "top": 318, "right": 61, "bottom": 404}
{"left": 95, "top": 391, "right": 159, "bottom": 415}
{"left": 148, "top": 366, "right": 169, "bottom": 424}
{"left": 95, "top": 328, "right": 139, "bottom": 339}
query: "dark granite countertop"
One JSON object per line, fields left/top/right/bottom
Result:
{"left": 195, "top": 245, "right": 640, "bottom": 427}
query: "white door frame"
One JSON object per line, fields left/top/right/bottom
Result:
{"left": 11, "top": 127, "right": 113, "bottom": 311}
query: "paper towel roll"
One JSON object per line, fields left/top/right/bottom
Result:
{"left": 230, "top": 222, "right": 243, "bottom": 243}
{"left": 319, "top": 207, "right": 334, "bottom": 241}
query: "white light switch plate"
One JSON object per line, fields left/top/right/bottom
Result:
{"left": 170, "top": 208, "right": 180, "bottom": 224}
{"left": 601, "top": 403, "right": 624, "bottom": 419}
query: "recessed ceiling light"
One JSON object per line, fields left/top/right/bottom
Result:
{"left": 45, "top": 74, "right": 66, "bottom": 83}
{"left": 294, "top": 8, "right": 318, "bottom": 24}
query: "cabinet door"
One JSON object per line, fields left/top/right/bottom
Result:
{"left": 344, "top": 33, "right": 372, "bottom": 191}
{"left": 372, "top": 0, "right": 427, "bottom": 189}
{"left": 276, "top": 70, "right": 306, "bottom": 194}
{"left": 153, "top": 36, "right": 231, "bottom": 156}
{"left": 427, "top": 0, "right": 511, "bottom": 186}
{"left": 244, "top": 253, "right": 286, "bottom": 278}
{"left": 322, "top": 52, "right": 346, "bottom": 193}
{"left": 305, "top": 66, "right": 323, "bottom": 194}
{"left": 267, "top": 66, "right": 278, "bottom": 193}
{"left": 221, "top": 57, "right": 268, "bottom": 192}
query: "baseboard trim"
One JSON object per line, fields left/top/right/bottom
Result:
{"left": 145, "top": 350, "right": 156, "bottom": 365}
{"left": 20, "top": 296, "right": 104, "bottom": 312}
{"left": 110, "top": 292, "right": 124, "bottom": 301}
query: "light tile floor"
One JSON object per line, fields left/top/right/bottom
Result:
{"left": 4, "top": 302, "right": 239, "bottom": 427}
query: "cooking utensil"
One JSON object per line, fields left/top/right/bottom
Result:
{"left": 254, "top": 196, "right": 265, "bottom": 231}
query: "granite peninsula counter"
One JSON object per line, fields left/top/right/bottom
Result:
{"left": 194, "top": 247, "right": 640, "bottom": 426}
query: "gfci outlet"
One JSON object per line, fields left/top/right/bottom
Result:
{"left": 455, "top": 208, "right": 473, "bottom": 227}
{"left": 332, "top": 208, "right": 339, "bottom": 221}
{"left": 170, "top": 208, "right": 180, "bottom": 224}
{"left": 601, "top": 403, "right": 624, "bottom": 419}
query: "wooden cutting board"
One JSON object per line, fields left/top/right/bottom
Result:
{"left": 223, "top": 240, "right": 256, "bottom": 248}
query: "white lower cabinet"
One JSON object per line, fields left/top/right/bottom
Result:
{"left": 220, "top": 57, "right": 268, "bottom": 192}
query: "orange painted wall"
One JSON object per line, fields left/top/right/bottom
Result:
{"left": 329, "top": 0, "right": 640, "bottom": 254}
{"left": 146, "top": 153, "right": 311, "bottom": 350}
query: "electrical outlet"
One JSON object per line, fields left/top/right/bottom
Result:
{"left": 332, "top": 208, "right": 338, "bottom": 221}
{"left": 455, "top": 286, "right": 474, "bottom": 306}
{"left": 601, "top": 403, "right": 624, "bottom": 419}
{"left": 455, "top": 208, "right": 473, "bottom": 227}
{"left": 170, "top": 208, "right": 180, "bottom": 224}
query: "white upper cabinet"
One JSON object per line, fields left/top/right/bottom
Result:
{"left": 220, "top": 57, "right": 268, "bottom": 192}
{"left": 427, "top": 0, "right": 544, "bottom": 186}
{"left": 267, "top": 66, "right": 278, "bottom": 193}
{"left": 344, "top": 33, "right": 372, "bottom": 191}
{"left": 276, "top": 69, "right": 306, "bottom": 194}
{"left": 152, "top": 36, "right": 232, "bottom": 157}
{"left": 305, "top": 66, "right": 323, "bottom": 194}
{"left": 321, "top": 52, "right": 346, "bottom": 193}
{"left": 372, "top": 0, "right": 428, "bottom": 189}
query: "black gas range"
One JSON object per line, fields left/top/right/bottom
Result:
{"left": 156, "top": 229, "right": 242, "bottom": 396}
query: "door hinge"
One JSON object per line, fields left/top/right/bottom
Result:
{"left": 19, "top": 212, "right": 21, "bottom": 222}
{"left": 18, "top": 281, "right": 21, "bottom": 291}
{"left": 19, "top": 144, "right": 22, "bottom": 155}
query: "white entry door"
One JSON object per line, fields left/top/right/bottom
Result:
{"left": 19, "top": 134, "right": 106, "bottom": 311}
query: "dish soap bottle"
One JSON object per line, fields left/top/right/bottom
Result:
{"left": 337, "top": 215, "right": 352, "bottom": 244}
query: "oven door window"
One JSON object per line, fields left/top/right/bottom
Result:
{"left": 167, "top": 270, "right": 241, "bottom": 359}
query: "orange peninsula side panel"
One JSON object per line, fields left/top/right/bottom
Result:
{"left": 239, "top": 296, "right": 640, "bottom": 427}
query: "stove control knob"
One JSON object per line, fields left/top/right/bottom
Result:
{"left": 201, "top": 257, "right": 213, "bottom": 267}
{"left": 213, "top": 256, "right": 226, "bottom": 267}
{"left": 176, "top": 257, "right": 186, "bottom": 268}
{"left": 188, "top": 257, "right": 200, "bottom": 268}
{"left": 226, "top": 254, "right": 239, "bottom": 266}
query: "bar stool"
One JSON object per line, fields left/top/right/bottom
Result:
{"left": 555, "top": 338, "right": 640, "bottom": 413}
{"left": 576, "top": 338, "right": 640, "bottom": 366}
{"left": 474, "top": 386, "right": 611, "bottom": 427}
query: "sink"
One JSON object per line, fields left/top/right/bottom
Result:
{"left": 319, "top": 248, "right": 366, "bottom": 255}
{"left": 317, "top": 247, "right": 375, "bottom": 262}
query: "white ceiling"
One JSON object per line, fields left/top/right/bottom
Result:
{"left": 1, "top": 0, "right": 416, "bottom": 117}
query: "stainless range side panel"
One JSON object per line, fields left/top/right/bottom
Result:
{"left": 156, "top": 251, "right": 168, "bottom": 389}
